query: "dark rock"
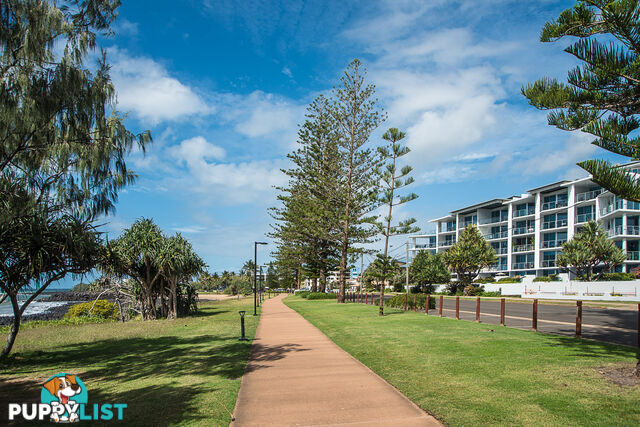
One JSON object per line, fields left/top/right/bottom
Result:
{"left": 40, "top": 291, "right": 115, "bottom": 302}
{"left": 0, "top": 303, "right": 74, "bottom": 326}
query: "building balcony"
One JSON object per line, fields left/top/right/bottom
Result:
{"left": 487, "top": 264, "right": 508, "bottom": 271}
{"left": 484, "top": 231, "right": 508, "bottom": 240}
{"left": 541, "top": 240, "right": 566, "bottom": 249}
{"left": 608, "top": 225, "right": 640, "bottom": 237}
{"left": 414, "top": 244, "right": 436, "bottom": 249}
{"left": 512, "top": 244, "right": 534, "bottom": 253}
{"left": 543, "top": 219, "right": 568, "bottom": 230}
{"left": 439, "top": 240, "right": 455, "bottom": 247}
{"left": 512, "top": 262, "right": 534, "bottom": 270}
{"left": 575, "top": 189, "right": 602, "bottom": 202}
{"left": 513, "top": 207, "right": 535, "bottom": 218}
{"left": 459, "top": 222, "right": 476, "bottom": 229}
{"left": 541, "top": 200, "right": 568, "bottom": 211}
{"left": 513, "top": 226, "right": 535, "bottom": 235}
{"left": 541, "top": 260, "right": 557, "bottom": 268}
{"left": 493, "top": 247, "right": 508, "bottom": 255}
{"left": 627, "top": 251, "right": 640, "bottom": 261}
{"left": 601, "top": 201, "right": 625, "bottom": 216}
{"left": 575, "top": 213, "right": 594, "bottom": 224}
{"left": 481, "top": 217, "right": 508, "bottom": 225}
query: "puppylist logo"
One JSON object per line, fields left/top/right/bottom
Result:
{"left": 8, "top": 373, "right": 127, "bottom": 423}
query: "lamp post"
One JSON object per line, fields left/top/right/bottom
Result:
{"left": 259, "top": 265, "right": 264, "bottom": 303}
{"left": 254, "top": 241, "right": 267, "bottom": 316}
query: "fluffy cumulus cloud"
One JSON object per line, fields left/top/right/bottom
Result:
{"left": 109, "top": 49, "right": 211, "bottom": 123}
{"left": 168, "top": 136, "right": 288, "bottom": 204}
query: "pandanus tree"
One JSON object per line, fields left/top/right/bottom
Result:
{"left": 159, "top": 234, "right": 205, "bottom": 319}
{"left": 0, "top": 0, "right": 150, "bottom": 360}
{"left": 369, "top": 254, "right": 398, "bottom": 316}
{"left": 523, "top": 0, "right": 640, "bottom": 201}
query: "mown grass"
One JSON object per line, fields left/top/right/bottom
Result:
{"left": 285, "top": 296, "right": 640, "bottom": 426}
{"left": 0, "top": 298, "right": 260, "bottom": 426}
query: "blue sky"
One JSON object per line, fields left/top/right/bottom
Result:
{"left": 60, "top": 0, "right": 629, "bottom": 284}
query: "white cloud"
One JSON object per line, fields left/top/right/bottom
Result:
{"left": 224, "top": 91, "right": 302, "bottom": 139}
{"left": 109, "top": 49, "right": 211, "bottom": 123}
{"left": 114, "top": 19, "right": 139, "bottom": 37}
{"left": 282, "top": 67, "right": 293, "bottom": 78}
{"left": 421, "top": 164, "right": 475, "bottom": 185}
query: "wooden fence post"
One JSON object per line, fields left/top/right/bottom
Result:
{"left": 414, "top": 294, "right": 417, "bottom": 312}
{"left": 475, "top": 297, "right": 480, "bottom": 323}
{"left": 456, "top": 296, "right": 460, "bottom": 320}
{"left": 576, "top": 300, "right": 582, "bottom": 338}
{"left": 439, "top": 296, "right": 443, "bottom": 317}
{"left": 532, "top": 299, "right": 538, "bottom": 332}
{"left": 500, "top": 298, "right": 505, "bottom": 326}
{"left": 426, "top": 295, "right": 430, "bottom": 315}
{"left": 404, "top": 293, "right": 407, "bottom": 311}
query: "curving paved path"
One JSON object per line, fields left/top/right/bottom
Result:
{"left": 231, "top": 294, "right": 440, "bottom": 426}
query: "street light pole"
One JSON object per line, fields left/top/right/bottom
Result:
{"left": 253, "top": 242, "right": 267, "bottom": 316}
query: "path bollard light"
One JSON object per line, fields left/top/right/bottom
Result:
{"left": 238, "top": 311, "right": 249, "bottom": 341}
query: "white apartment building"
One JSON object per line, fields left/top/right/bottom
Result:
{"left": 409, "top": 162, "right": 640, "bottom": 277}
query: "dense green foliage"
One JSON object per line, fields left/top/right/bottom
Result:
{"left": 443, "top": 225, "right": 497, "bottom": 288}
{"left": 64, "top": 300, "right": 118, "bottom": 320}
{"left": 409, "top": 251, "right": 450, "bottom": 292}
{"left": 523, "top": 1, "right": 640, "bottom": 200}
{"left": 597, "top": 272, "right": 635, "bottom": 281}
{"left": 384, "top": 293, "right": 436, "bottom": 310}
{"left": 557, "top": 221, "right": 626, "bottom": 281}
{"left": 0, "top": 0, "right": 150, "bottom": 359}
{"left": 306, "top": 292, "right": 337, "bottom": 300}
{"left": 533, "top": 274, "right": 561, "bottom": 282}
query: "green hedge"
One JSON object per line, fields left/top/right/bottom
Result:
{"left": 598, "top": 272, "right": 635, "bottom": 281}
{"left": 384, "top": 293, "right": 436, "bottom": 310}
{"left": 64, "top": 300, "right": 118, "bottom": 320}
{"left": 306, "top": 292, "right": 337, "bottom": 300}
{"left": 495, "top": 277, "right": 521, "bottom": 284}
{"left": 297, "top": 291, "right": 310, "bottom": 298}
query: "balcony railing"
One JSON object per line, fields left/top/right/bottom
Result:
{"left": 513, "top": 207, "right": 535, "bottom": 218}
{"left": 484, "top": 231, "right": 508, "bottom": 240}
{"left": 541, "top": 240, "right": 566, "bottom": 249}
{"left": 512, "top": 262, "right": 534, "bottom": 270}
{"left": 542, "top": 200, "right": 568, "bottom": 211}
{"left": 543, "top": 219, "right": 568, "bottom": 229}
{"left": 512, "top": 244, "right": 534, "bottom": 253}
{"left": 439, "top": 240, "right": 455, "bottom": 247}
{"left": 441, "top": 226, "right": 456, "bottom": 233}
{"left": 414, "top": 244, "right": 436, "bottom": 249}
{"left": 575, "top": 189, "right": 602, "bottom": 202}
{"left": 628, "top": 226, "right": 640, "bottom": 235}
{"left": 481, "top": 217, "right": 508, "bottom": 225}
{"left": 513, "top": 226, "right": 535, "bottom": 235}
{"left": 541, "top": 260, "right": 557, "bottom": 268}
{"left": 575, "top": 213, "right": 594, "bottom": 224}
{"left": 459, "top": 222, "right": 476, "bottom": 229}
{"left": 627, "top": 251, "right": 640, "bottom": 261}
{"left": 608, "top": 225, "right": 640, "bottom": 237}
{"left": 488, "top": 264, "right": 508, "bottom": 271}
{"left": 601, "top": 200, "right": 625, "bottom": 216}
{"left": 493, "top": 247, "right": 508, "bottom": 254}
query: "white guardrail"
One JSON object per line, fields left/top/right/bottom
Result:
{"left": 433, "top": 280, "right": 640, "bottom": 301}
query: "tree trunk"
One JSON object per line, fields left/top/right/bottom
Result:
{"left": 169, "top": 280, "right": 178, "bottom": 319}
{"left": 633, "top": 359, "right": 640, "bottom": 377}
{"left": 319, "top": 269, "right": 326, "bottom": 293}
{"left": 379, "top": 281, "right": 385, "bottom": 316}
{"left": 1, "top": 294, "right": 21, "bottom": 360}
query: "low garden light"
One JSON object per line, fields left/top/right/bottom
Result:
{"left": 238, "top": 311, "right": 249, "bottom": 341}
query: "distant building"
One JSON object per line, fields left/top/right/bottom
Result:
{"left": 409, "top": 162, "right": 640, "bottom": 277}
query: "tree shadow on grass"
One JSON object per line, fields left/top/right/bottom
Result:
{"left": 544, "top": 333, "right": 639, "bottom": 361}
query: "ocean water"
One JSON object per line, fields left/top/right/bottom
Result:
{"left": 0, "top": 292, "right": 72, "bottom": 317}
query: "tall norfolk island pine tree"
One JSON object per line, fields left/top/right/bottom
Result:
{"left": 376, "top": 127, "right": 419, "bottom": 314}
{"left": 523, "top": 0, "right": 640, "bottom": 200}
{"left": 332, "top": 60, "right": 385, "bottom": 303}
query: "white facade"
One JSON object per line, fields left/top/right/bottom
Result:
{"left": 410, "top": 163, "right": 640, "bottom": 277}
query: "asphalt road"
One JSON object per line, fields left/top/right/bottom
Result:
{"left": 353, "top": 294, "right": 639, "bottom": 347}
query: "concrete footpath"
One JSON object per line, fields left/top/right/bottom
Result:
{"left": 231, "top": 294, "right": 440, "bottom": 426}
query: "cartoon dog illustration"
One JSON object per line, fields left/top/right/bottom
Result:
{"left": 43, "top": 375, "right": 82, "bottom": 423}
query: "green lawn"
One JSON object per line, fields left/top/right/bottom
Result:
{"left": 285, "top": 296, "right": 640, "bottom": 426}
{"left": 0, "top": 297, "right": 259, "bottom": 426}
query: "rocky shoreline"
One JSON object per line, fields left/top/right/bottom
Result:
{"left": 0, "top": 291, "right": 116, "bottom": 326}
{"left": 0, "top": 303, "right": 74, "bottom": 326}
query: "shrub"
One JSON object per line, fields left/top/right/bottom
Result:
{"left": 533, "top": 276, "right": 551, "bottom": 282}
{"left": 479, "top": 291, "right": 502, "bottom": 297}
{"left": 177, "top": 283, "right": 198, "bottom": 316}
{"left": 297, "top": 291, "right": 310, "bottom": 298}
{"left": 463, "top": 285, "right": 482, "bottom": 296}
{"left": 445, "top": 282, "right": 463, "bottom": 295}
{"left": 64, "top": 300, "right": 118, "bottom": 320}
{"left": 71, "top": 282, "right": 92, "bottom": 292}
{"left": 496, "top": 277, "right": 521, "bottom": 283}
{"left": 473, "top": 277, "right": 495, "bottom": 284}
{"left": 384, "top": 293, "right": 436, "bottom": 310}
{"left": 598, "top": 272, "right": 635, "bottom": 281}
{"left": 306, "top": 292, "right": 337, "bottom": 300}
